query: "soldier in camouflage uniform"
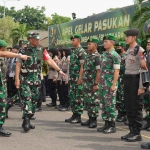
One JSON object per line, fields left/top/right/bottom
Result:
{"left": 65, "top": 34, "right": 86, "bottom": 124}
{"left": 0, "top": 39, "right": 29, "bottom": 137}
{"left": 15, "top": 32, "right": 66, "bottom": 132}
{"left": 97, "top": 35, "right": 121, "bottom": 134}
{"left": 115, "top": 42, "right": 127, "bottom": 122}
{"left": 81, "top": 38, "right": 101, "bottom": 128}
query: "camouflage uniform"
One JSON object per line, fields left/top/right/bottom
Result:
{"left": 0, "top": 57, "right": 7, "bottom": 125}
{"left": 116, "top": 53, "right": 127, "bottom": 113}
{"left": 83, "top": 51, "right": 101, "bottom": 118}
{"left": 99, "top": 50, "right": 121, "bottom": 121}
{"left": 17, "top": 46, "right": 43, "bottom": 117}
{"left": 69, "top": 46, "right": 86, "bottom": 114}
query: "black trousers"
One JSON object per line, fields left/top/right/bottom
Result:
{"left": 61, "top": 81, "right": 70, "bottom": 107}
{"left": 48, "top": 79, "right": 57, "bottom": 104}
{"left": 7, "top": 76, "right": 17, "bottom": 98}
{"left": 57, "top": 80, "right": 62, "bottom": 105}
{"left": 44, "top": 76, "right": 49, "bottom": 96}
{"left": 37, "top": 80, "right": 46, "bottom": 108}
{"left": 124, "top": 74, "right": 143, "bottom": 133}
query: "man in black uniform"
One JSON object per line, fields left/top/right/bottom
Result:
{"left": 121, "top": 28, "right": 147, "bottom": 142}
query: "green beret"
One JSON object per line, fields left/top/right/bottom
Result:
{"left": 103, "top": 35, "right": 116, "bottom": 41}
{"left": 70, "top": 34, "right": 82, "bottom": 40}
{"left": 28, "top": 32, "right": 40, "bottom": 40}
{"left": 0, "top": 40, "right": 7, "bottom": 47}
{"left": 23, "top": 40, "right": 29, "bottom": 44}
{"left": 137, "top": 38, "right": 142, "bottom": 44}
{"left": 116, "top": 41, "right": 126, "bottom": 47}
{"left": 124, "top": 28, "right": 139, "bottom": 36}
{"left": 87, "top": 37, "right": 100, "bottom": 44}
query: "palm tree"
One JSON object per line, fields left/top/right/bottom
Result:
{"left": 131, "top": 0, "right": 150, "bottom": 39}
{"left": 10, "top": 24, "right": 29, "bottom": 45}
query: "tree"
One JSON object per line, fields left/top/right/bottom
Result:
{"left": 106, "top": 8, "right": 119, "bottom": 12}
{"left": 51, "top": 13, "right": 71, "bottom": 25}
{"left": 0, "top": 16, "right": 19, "bottom": 45}
{"left": 42, "top": 17, "right": 53, "bottom": 30}
{"left": 131, "top": 0, "right": 150, "bottom": 39}
{"left": 10, "top": 24, "right": 30, "bottom": 45}
{"left": 13, "top": 6, "right": 46, "bottom": 30}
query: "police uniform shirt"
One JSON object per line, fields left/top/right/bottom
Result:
{"left": 125, "top": 46, "right": 145, "bottom": 75}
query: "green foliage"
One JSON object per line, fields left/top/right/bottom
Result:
{"left": 10, "top": 24, "right": 31, "bottom": 46}
{"left": 0, "top": 16, "right": 19, "bottom": 45}
{"left": 131, "top": 0, "right": 150, "bottom": 39}
{"left": 51, "top": 13, "right": 71, "bottom": 25}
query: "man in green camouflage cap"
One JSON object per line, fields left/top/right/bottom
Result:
{"left": 81, "top": 37, "right": 101, "bottom": 128}
{"left": 115, "top": 41, "right": 127, "bottom": 122}
{"left": 15, "top": 32, "right": 66, "bottom": 132}
{"left": 65, "top": 34, "right": 87, "bottom": 123}
{"left": 0, "top": 39, "right": 30, "bottom": 137}
{"left": 97, "top": 35, "right": 121, "bottom": 134}
{"left": 19, "top": 40, "right": 29, "bottom": 49}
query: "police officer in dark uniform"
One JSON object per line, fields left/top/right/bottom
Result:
{"left": 121, "top": 28, "right": 147, "bottom": 142}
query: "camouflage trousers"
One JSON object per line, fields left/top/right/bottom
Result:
{"left": 20, "top": 83, "right": 40, "bottom": 117}
{"left": 0, "top": 85, "right": 7, "bottom": 125}
{"left": 99, "top": 87, "right": 117, "bottom": 121}
{"left": 116, "top": 76, "right": 126, "bottom": 112}
{"left": 69, "top": 81, "right": 83, "bottom": 115}
{"left": 7, "top": 94, "right": 20, "bottom": 107}
{"left": 83, "top": 83, "right": 100, "bottom": 118}
{"left": 144, "top": 98, "right": 150, "bottom": 119}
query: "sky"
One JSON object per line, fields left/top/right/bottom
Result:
{"left": 0, "top": 0, "right": 134, "bottom": 19}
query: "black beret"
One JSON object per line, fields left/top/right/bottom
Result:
{"left": 63, "top": 47, "right": 71, "bottom": 51}
{"left": 13, "top": 45, "right": 20, "bottom": 50}
{"left": 124, "top": 28, "right": 139, "bottom": 36}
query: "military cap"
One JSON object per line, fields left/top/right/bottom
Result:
{"left": 13, "top": 45, "right": 20, "bottom": 50}
{"left": 124, "top": 28, "right": 139, "bottom": 36}
{"left": 63, "top": 47, "right": 71, "bottom": 51}
{"left": 116, "top": 41, "right": 126, "bottom": 47}
{"left": 0, "top": 40, "right": 7, "bottom": 47}
{"left": 103, "top": 35, "right": 116, "bottom": 41}
{"left": 137, "top": 38, "right": 142, "bottom": 44}
{"left": 23, "top": 40, "right": 29, "bottom": 44}
{"left": 87, "top": 37, "right": 100, "bottom": 44}
{"left": 70, "top": 34, "right": 82, "bottom": 40}
{"left": 28, "top": 32, "right": 40, "bottom": 40}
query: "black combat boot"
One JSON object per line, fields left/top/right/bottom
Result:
{"left": 22, "top": 116, "right": 30, "bottom": 132}
{"left": 70, "top": 114, "right": 81, "bottom": 124}
{"left": 30, "top": 114, "right": 36, "bottom": 120}
{"left": 126, "top": 128, "right": 142, "bottom": 142}
{"left": 142, "top": 118, "right": 150, "bottom": 130}
{"left": 5, "top": 104, "right": 12, "bottom": 118}
{"left": 81, "top": 116, "right": 91, "bottom": 126}
{"left": 65, "top": 113, "right": 76, "bottom": 123}
{"left": 0, "top": 125, "right": 11, "bottom": 137}
{"left": 103, "top": 121, "right": 116, "bottom": 134}
{"left": 116, "top": 111, "right": 126, "bottom": 122}
{"left": 124, "top": 116, "right": 129, "bottom": 125}
{"left": 141, "top": 142, "right": 150, "bottom": 149}
{"left": 29, "top": 116, "right": 35, "bottom": 129}
{"left": 121, "top": 127, "right": 133, "bottom": 140}
{"left": 89, "top": 117, "right": 97, "bottom": 128}
{"left": 97, "top": 120, "right": 108, "bottom": 132}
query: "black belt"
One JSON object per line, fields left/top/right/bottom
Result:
{"left": 124, "top": 74, "right": 139, "bottom": 79}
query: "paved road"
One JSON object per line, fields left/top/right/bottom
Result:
{"left": 1, "top": 98, "right": 150, "bottom": 150}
